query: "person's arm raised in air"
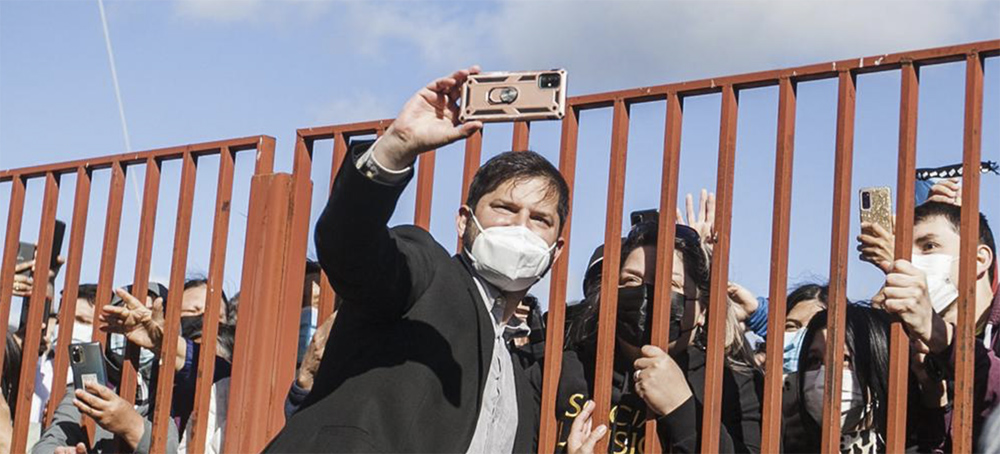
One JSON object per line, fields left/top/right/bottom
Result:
{"left": 314, "top": 67, "right": 483, "bottom": 314}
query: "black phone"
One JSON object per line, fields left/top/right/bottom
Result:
{"left": 13, "top": 219, "right": 66, "bottom": 279}
{"left": 70, "top": 342, "right": 108, "bottom": 391}
{"left": 16, "top": 242, "right": 36, "bottom": 275}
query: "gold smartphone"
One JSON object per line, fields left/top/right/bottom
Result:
{"left": 459, "top": 70, "right": 567, "bottom": 123}
{"left": 859, "top": 186, "right": 893, "bottom": 231}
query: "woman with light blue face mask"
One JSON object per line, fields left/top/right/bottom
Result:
{"left": 781, "top": 284, "right": 829, "bottom": 375}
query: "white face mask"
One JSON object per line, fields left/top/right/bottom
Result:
{"left": 465, "top": 213, "right": 556, "bottom": 292}
{"left": 109, "top": 333, "right": 156, "bottom": 368}
{"left": 51, "top": 322, "right": 94, "bottom": 348}
{"left": 912, "top": 254, "right": 959, "bottom": 313}
{"left": 803, "top": 366, "right": 866, "bottom": 431}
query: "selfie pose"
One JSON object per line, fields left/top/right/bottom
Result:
{"left": 265, "top": 67, "right": 568, "bottom": 453}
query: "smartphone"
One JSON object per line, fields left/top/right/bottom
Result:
{"left": 860, "top": 186, "right": 893, "bottom": 232}
{"left": 459, "top": 70, "right": 567, "bottom": 123}
{"left": 13, "top": 219, "right": 66, "bottom": 279}
{"left": 16, "top": 242, "right": 36, "bottom": 275}
{"left": 70, "top": 342, "right": 108, "bottom": 391}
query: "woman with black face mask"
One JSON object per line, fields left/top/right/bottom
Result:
{"left": 554, "top": 219, "right": 762, "bottom": 454}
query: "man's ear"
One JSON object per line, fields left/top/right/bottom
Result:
{"left": 976, "top": 244, "right": 994, "bottom": 280}
{"left": 551, "top": 237, "right": 567, "bottom": 263}
{"left": 456, "top": 205, "right": 472, "bottom": 239}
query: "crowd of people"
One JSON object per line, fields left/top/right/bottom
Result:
{"left": 3, "top": 66, "right": 999, "bottom": 453}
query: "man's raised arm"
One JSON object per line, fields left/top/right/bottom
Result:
{"left": 314, "top": 67, "right": 483, "bottom": 310}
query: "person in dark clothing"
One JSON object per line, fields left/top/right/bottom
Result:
{"left": 265, "top": 66, "right": 567, "bottom": 453}
{"left": 557, "top": 216, "right": 763, "bottom": 454}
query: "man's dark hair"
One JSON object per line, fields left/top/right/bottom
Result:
{"left": 75, "top": 283, "right": 99, "bottom": 305}
{"left": 465, "top": 151, "right": 569, "bottom": 232}
{"left": 786, "top": 283, "right": 829, "bottom": 315}
{"left": 184, "top": 276, "right": 230, "bottom": 306}
{"left": 914, "top": 201, "right": 996, "bottom": 284}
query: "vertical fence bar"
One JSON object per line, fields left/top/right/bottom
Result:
{"left": 0, "top": 176, "right": 25, "bottom": 382}
{"left": 414, "top": 151, "right": 436, "bottom": 230}
{"left": 457, "top": 130, "right": 483, "bottom": 253}
{"left": 10, "top": 172, "right": 59, "bottom": 454}
{"left": 537, "top": 106, "right": 579, "bottom": 454}
{"left": 886, "top": 62, "right": 919, "bottom": 451}
{"left": 700, "top": 85, "right": 740, "bottom": 453}
{"left": 118, "top": 157, "right": 161, "bottom": 412}
{"left": 269, "top": 134, "right": 316, "bottom": 438}
{"left": 188, "top": 146, "right": 236, "bottom": 454}
{"left": 224, "top": 172, "right": 274, "bottom": 453}
{"left": 318, "top": 133, "right": 349, "bottom": 321}
{"left": 151, "top": 152, "right": 198, "bottom": 452}
{"left": 952, "top": 52, "right": 984, "bottom": 453}
{"left": 643, "top": 92, "right": 684, "bottom": 454}
{"left": 819, "top": 70, "right": 857, "bottom": 453}
{"left": 224, "top": 173, "right": 295, "bottom": 453}
{"left": 512, "top": 121, "right": 531, "bottom": 151}
{"left": 45, "top": 167, "right": 92, "bottom": 426}
{"left": 84, "top": 161, "right": 126, "bottom": 439}
{"left": 593, "top": 99, "right": 630, "bottom": 454}
{"left": 760, "top": 77, "right": 798, "bottom": 452}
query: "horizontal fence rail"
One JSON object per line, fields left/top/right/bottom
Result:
{"left": 0, "top": 39, "right": 996, "bottom": 453}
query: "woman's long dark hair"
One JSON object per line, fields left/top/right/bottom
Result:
{"left": 797, "top": 304, "right": 891, "bottom": 439}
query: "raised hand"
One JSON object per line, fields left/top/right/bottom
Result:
{"left": 100, "top": 288, "right": 164, "bottom": 353}
{"left": 858, "top": 221, "right": 895, "bottom": 274}
{"left": 11, "top": 260, "right": 34, "bottom": 297}
{"left": 926, "top": 178, "right": 962, "bottom": 206}
{"left": 74, "top": 381, "right": 146, "bottom": 450}
{"left": 727, "top": 282, "right": 759, "bottom": 323}
{"left": 882, "top": 260, "right": 953, "bottom": 353}
{"left": 373, "top": 67, "right": 484, "bottom": 170}
{"left": 566, "top": 400, "right": 607, "bottom": 454}
{"left": 677, "top": 189, "right": 717, "bottom": 256}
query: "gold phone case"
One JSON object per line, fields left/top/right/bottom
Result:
{"left": 860, "top": 186, "right": 893, "bottom": 231}
{"left": 459, "top": 70, "right": 567, "bottom": 123}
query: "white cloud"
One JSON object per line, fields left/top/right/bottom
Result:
{"left": 485, "top": 0, "right": 1000, "bottom": 92}
{"left": 174, "top": 0, "right": 265, "bottom": 22}
{"left": 340, "top": 1, "right": 496, "bottom": 67}
{"left": 309, "top": 90, "right": 395, "bottom": 125}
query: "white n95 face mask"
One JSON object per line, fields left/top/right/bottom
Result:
{"left": 803, "top": 366, "right": 866, "bottom": 431}
{"left": 912, "top": 254, "right": 959, "bottom": 313}
{"left": 465, "top": 213, "right": 556, "bottom": 292}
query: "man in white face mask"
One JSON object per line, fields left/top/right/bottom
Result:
{"left": 860, "top": 199, "right": 999, "bottom": 447}
{"left": 266, "top": 67, "right": 567, "bottom": 454}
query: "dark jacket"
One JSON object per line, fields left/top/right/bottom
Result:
{"left": 538, "top": 346, "right": 762, "bottom": 453}
{"left": 264, "top": 144, "right": 538, "bottom": 453}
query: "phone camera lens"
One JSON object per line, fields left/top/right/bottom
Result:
{"left": 862, "top": 192, "right": 871, "bottom": 210}
{"left": 539, "top": 73, "right": 561, "bottom": 89}
{"left": 71, "top": 346, "right": 82, "bottom": 363}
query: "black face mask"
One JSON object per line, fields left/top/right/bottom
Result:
{"left": 180, "top": 316, "right": 203, "bottom": 341}
{"left": 616, "top": 284, "right": 689, "bottom": 346}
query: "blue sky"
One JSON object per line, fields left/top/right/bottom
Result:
{"left": 1, "top": 0, "right": 999, "bottom": 323}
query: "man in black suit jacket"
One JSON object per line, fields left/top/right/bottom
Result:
{"left": 265, "top": 67, "right": 568, "bottom": 453}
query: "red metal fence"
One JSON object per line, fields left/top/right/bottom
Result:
{"left": 1, "top": 39, "right": 997, "bottom": 453}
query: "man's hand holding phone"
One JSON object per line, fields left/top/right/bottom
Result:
{"left": 373, "top": 67, "right": 484, "bottom": 171}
